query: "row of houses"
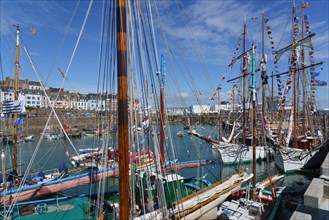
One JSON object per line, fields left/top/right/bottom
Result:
{"left": 0, "top": 77, "right": 117, "bottom": 111}
{"left": 1, "top": 77, "right": 243, "bottom": 115}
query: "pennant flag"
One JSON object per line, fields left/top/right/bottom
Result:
{"left": 264, "top": 18, "right": 269, "bottom": 23}
{"left": 313, "top": 80, "right": 327, "bottom": 86}
{"left": 311, "top": 72, "right": 320, "bottom": 77}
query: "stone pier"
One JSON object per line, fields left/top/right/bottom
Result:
{"left": 290, "top": 151, "right": 329, "bottom": 219}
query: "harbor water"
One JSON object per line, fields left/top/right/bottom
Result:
{"left": 2, "top": 124, "right": 315, "bottom": 197}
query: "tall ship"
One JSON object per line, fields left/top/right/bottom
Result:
{"left": 265, "top": 2, "right": 329, "bottom": 173}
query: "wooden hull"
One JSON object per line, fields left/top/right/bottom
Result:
{"left": 0, "top": 167, "right": 118, "bottom": 206}
{"left": 135, "top": 170, "right": 252, "bottom": 220}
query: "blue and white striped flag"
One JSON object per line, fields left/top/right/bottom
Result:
{"left": 2, "top": 100, "right": 23, "bottom": 114}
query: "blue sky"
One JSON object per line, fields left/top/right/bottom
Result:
{"left": 0, "top": 0, "right": 328, "bottom": 109}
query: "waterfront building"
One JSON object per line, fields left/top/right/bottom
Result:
{"left": 167, "top": 107, "right": 187, "bottom": 116}
{"left": 25, "top": 91, "right": 42, "bottom": 108}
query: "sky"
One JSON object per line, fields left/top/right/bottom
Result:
{"left": 0, "top": 0, "right": 328, "bottom": 109}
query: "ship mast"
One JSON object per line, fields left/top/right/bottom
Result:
{"left": 117, "top": 0, "right": 129, "bottom": 218}
{"left": 261, "top": 12, "right": 267, "bottom": 143}
{"left": 251, "top": 42, "right": 257, "bottom": 188}
{"left": 242, "top": 19, "right": 247, "bottom": 145}
{"left": 159, "top": 55, "right": 165, "bottom": 165}
{"left": 13, "top": 25, "right": 20, "bottom": 173}
{"left": 301, "top": 4, "right": 307, "bottom": 136}
{"left": 292, "top": 4, "right": 298, "bottom": 148}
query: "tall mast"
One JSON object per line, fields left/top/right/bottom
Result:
{"left": 159, "top": 55, "right": 165, "bottom": 165}
{"left": 13, "top": 25, "right": 20, "bottom": 173}
{"left": 251, "top": 42, "right": 257, "bottom": 188}
{"left": 292, "top": 5, "right": 298, "bottom": 147}
{"left": 242, "top": 20, "right": 247, "bottom": 145}
{"left": 261, "top": 13, "right": 267, "bottom": 139}
{"left": 271, "top": 71, "right": 274, "bottom": 118}
{"left": 117, "top": 0, "right": 129, "bottom": 218}
{"left": 301, "top": 4, "right": 307, "bottom": 135}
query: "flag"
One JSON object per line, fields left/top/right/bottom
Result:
{"left": 311, "top": 72, "right": 320, "bottom": 77}
{"left": 1, "top": 92, "right": 26, "bottom": 114}
{"left": 142, "top": 106, "right": 150, "bottom": 127}
{"left": 313, "top": 80, "right": 327, "bottom": 86}
{"left": 216, "top": 86, "right": 222, "bottom": 90}
{"left": 15, "top": 117, "right": 23, "bottom": 125}
{"left": 2, "top": 100, "right": 23, "bottom": 114}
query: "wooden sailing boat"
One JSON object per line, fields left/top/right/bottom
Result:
{"left": 265, "top": 2, "right": 329, "bottom": 173}
{"left": 191, "top": 19, "right": 269, "bottom": 165}
{"left": 217, "top": 40, "right": 284, "bottom": 220}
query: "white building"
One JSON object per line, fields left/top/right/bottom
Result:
{"left": 29, "top": 81, "right": 43, "bottom": 91}
{"left": 189, "top": 105, "right": 211, "bottom": 115}
{"left": 76, "top": 99, "right": 88, "bottom": 110}
{"left": 87, "top": 99, "right": 105, "bottom": 111}
{"left": 25, "top": 92, "right": 42, "bottom": 108}
{"left": 167, "top": 108, "right": 186, "bottom": 116}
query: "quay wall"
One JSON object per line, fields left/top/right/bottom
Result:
{"left": 1, "top": 108, "right": 328, "bottom": 137}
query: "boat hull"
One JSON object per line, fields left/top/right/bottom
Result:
{"left": 271, "top": 139, "right": 329, "bottom": 173}
{"left": 212, "top": 143, "right": 268, "bottom": 165}
{"left": 0, "top": 167, "right": 118, "bottom": 206}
